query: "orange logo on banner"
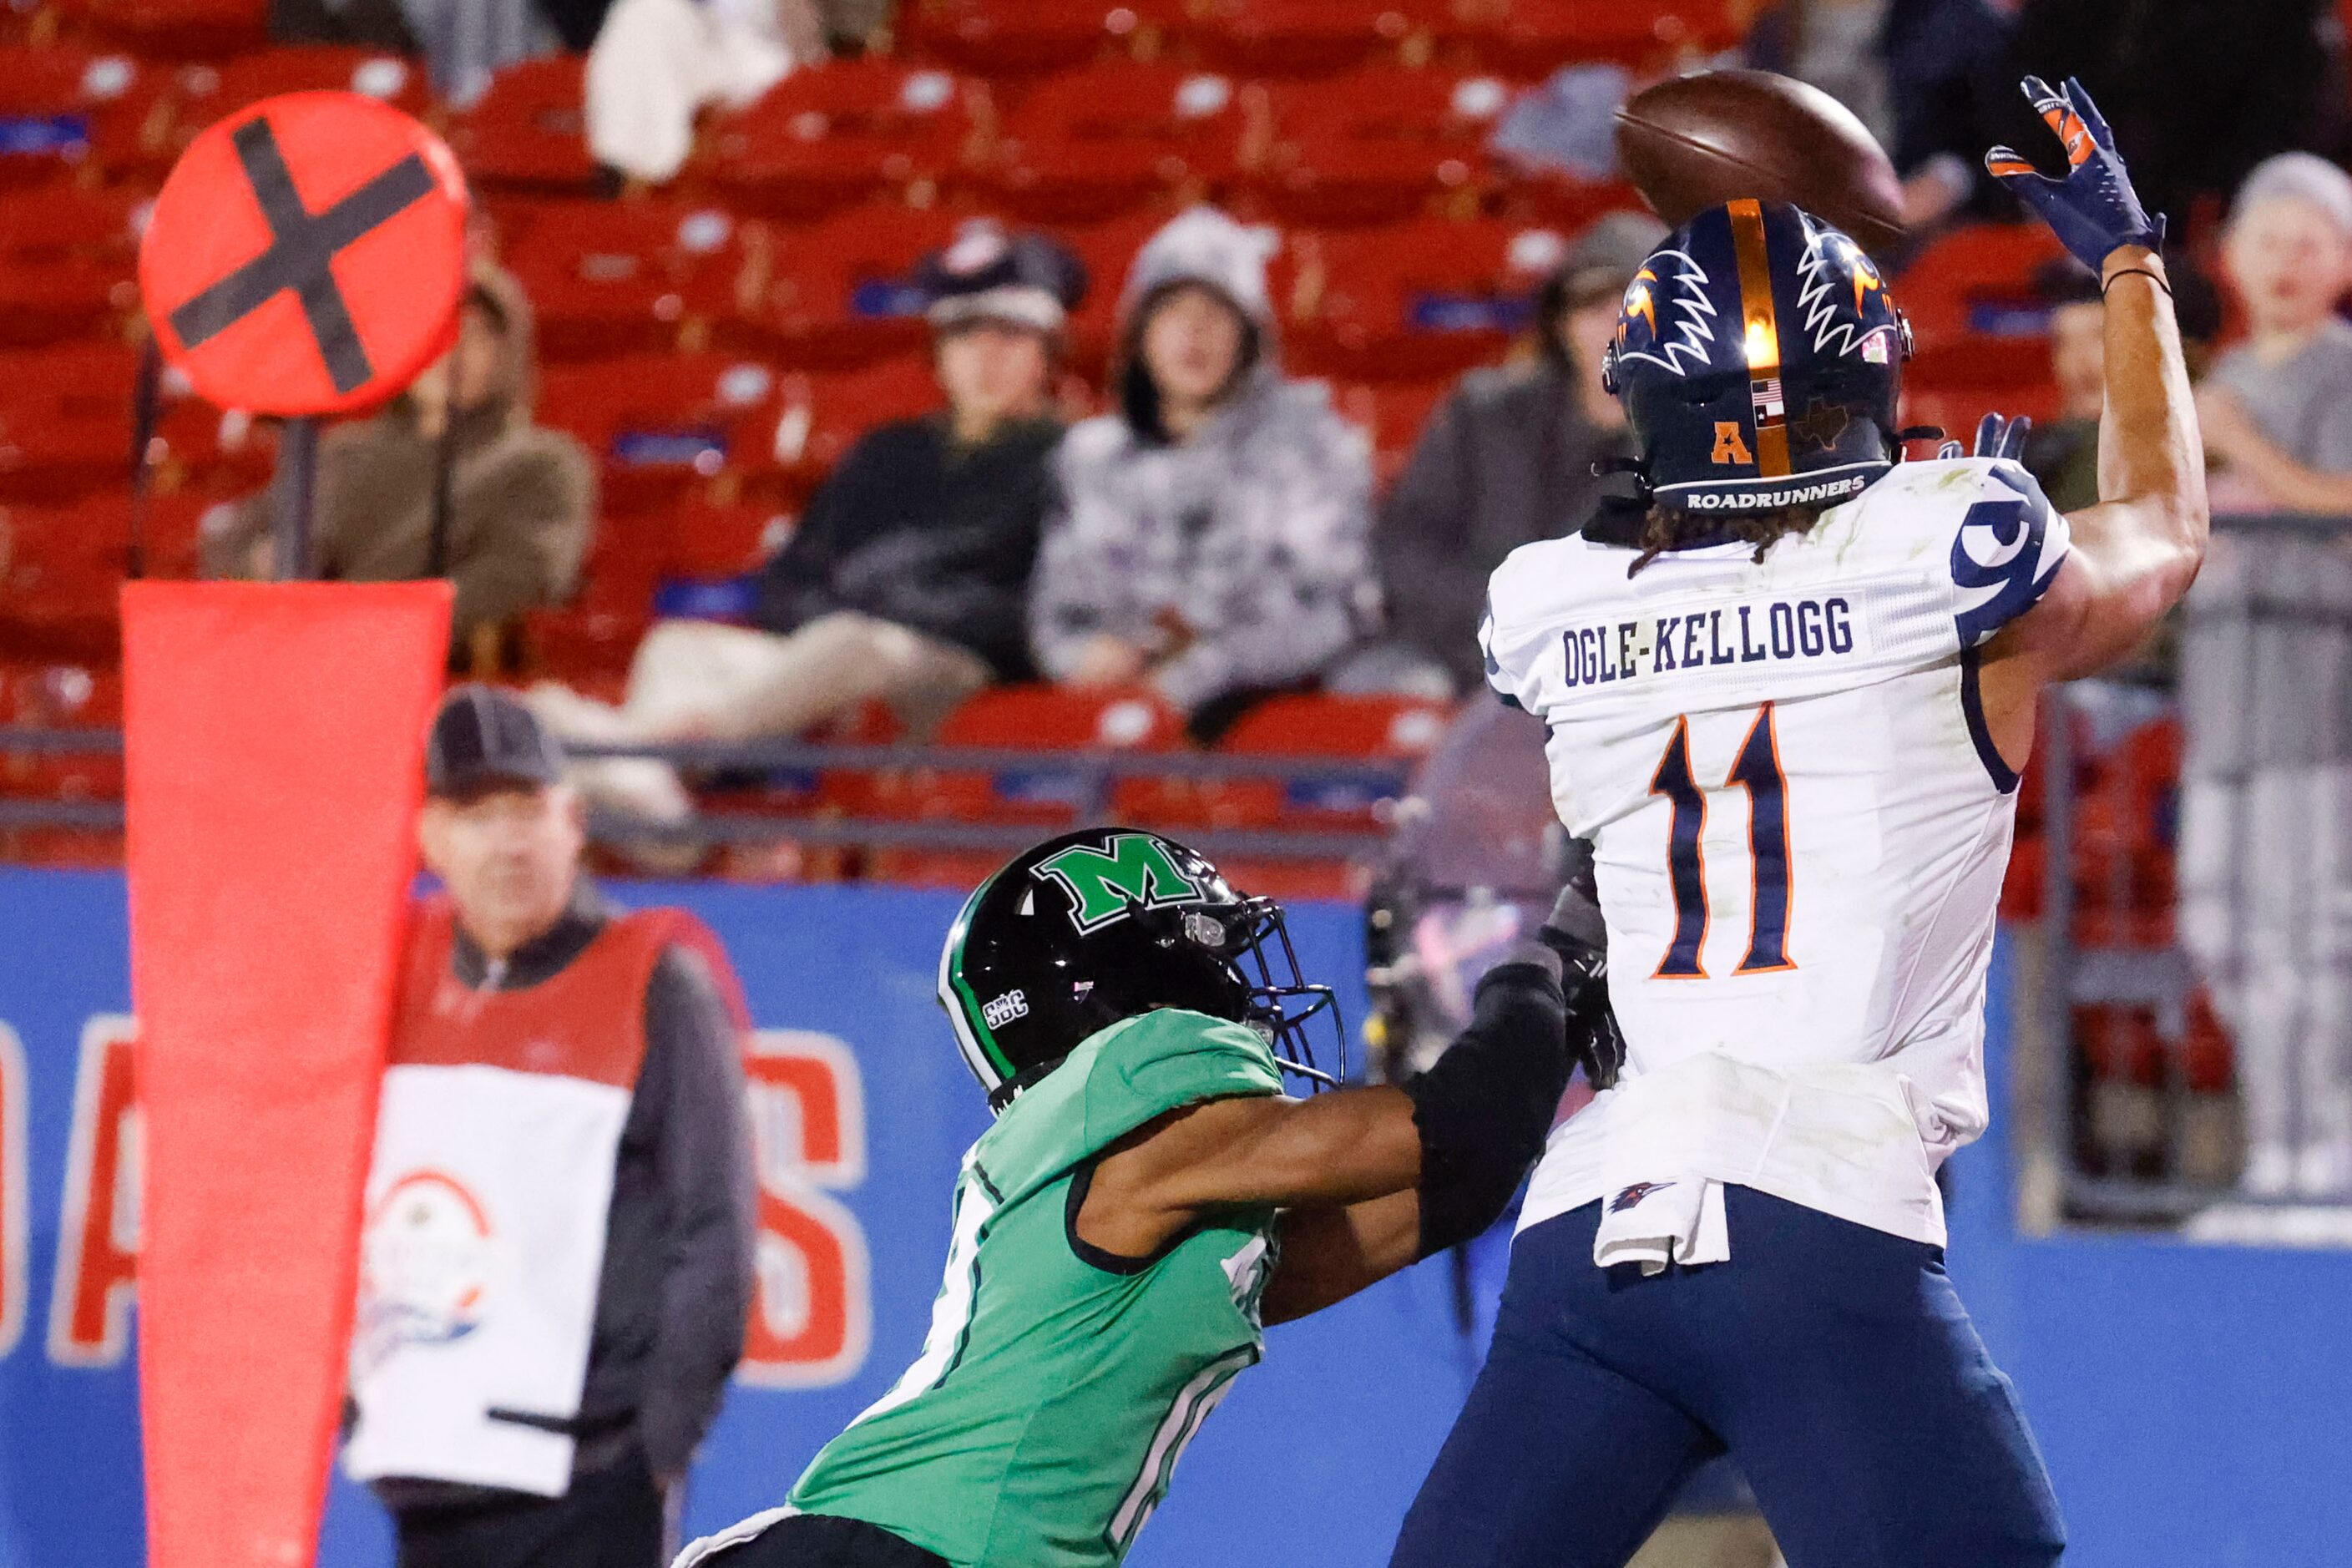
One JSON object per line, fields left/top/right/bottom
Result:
{"left": 48, "top": 1017, "right": 139, "bottom": 1367}
{"left": 740, "top": 1030, "right": 871, "bottom": 1388}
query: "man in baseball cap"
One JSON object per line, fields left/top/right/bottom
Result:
{"left": 343, "top": 683, "right": 756, "bottom": 1568}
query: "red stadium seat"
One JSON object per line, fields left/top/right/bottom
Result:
{"left": 1178, "top": 0, "right": 1421, "bottom": 78}
{"left": 969, "top": 63, "right": 1258, "bottom": 225}
{"left": 1252, "top": 69, "right": 1520, "bottom": 225}
{"left": 0, "top": 659, "right": 124, "bottom": 805}
{"left": 1449, "top": 1, "right": 1740, "bottom": 76}
{"left": 1898, "top": 221, "right": 2070, "bottom": 388}
{"left": 1286, "top": 215, "right": 1570, "bottom": 379}
{"left": 0, "top": 46, "right": 160, "bottom": 187}
{"left": 695, "top": 61, "right": 984, "bottom": 221}
{"left": 1120, "top": 691, "right": 1447, "bottom": 832}
{"left": 448, "top": 57, "right": 599, "bottom": 195}
{"left": 862, "top": 683, "right": 1183, "bottom": 833}
{"left": 501, "top": 197, "right": 757, "bottom": 361}
{"left": 895, "top": 0, "right": 1182, "bottom": 78}
{"left": 138, "top": 46, "right": 428, "bottom": 175}
{"left": 538, "top": 351, "right": 787, "bottom": 513}
{"left": 725, "top": 203, "right": 961, "bottom": 368}
{"left": 54, "top": 0, "right": 269, "bottom": 60}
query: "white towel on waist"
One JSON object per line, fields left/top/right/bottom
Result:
{"left": 1593, "top": 1172, "right": 1729, "bottom": 1274}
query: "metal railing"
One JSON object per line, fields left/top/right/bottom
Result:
{"left": 2033, "top": 513, "right": 2352, "bottom": 1227}
{"left": 0, "top": 729, "right": 1414, "bottom": 864}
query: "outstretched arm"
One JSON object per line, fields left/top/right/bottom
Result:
{"left": 1079, "top": 878, "right": 1623, "bottom": 1305}
{"left": 1981, "top": 78, "right": 2208, "bottom": 685}
{"left": 1259, "top": 1190, "right": 1421, "bottom": 1326}
{"left": 2007, "top": 245, "right": 2206, "bottom": 680}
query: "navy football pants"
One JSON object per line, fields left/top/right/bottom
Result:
{"left": 1389, "top": 1187, "right": 2065, "bottom": 1568}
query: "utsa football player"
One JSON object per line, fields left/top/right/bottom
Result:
{"left": 1389, "top": 79, "right": 2203, "bottom": 1568}
{"left": 677, "top": 827, "right": 1621, "bottom": 1568}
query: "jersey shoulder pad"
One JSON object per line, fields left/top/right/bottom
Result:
{"left": 1076, "top": 1010, "right": 1283, "bottom": 1161}
{"left": 1481, "top": 534, "right": 1619, "bottom": 710}
{"left": 1858, "top": 458, "right": 2070, "bottom": 647}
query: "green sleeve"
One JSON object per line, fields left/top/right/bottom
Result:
{"left": 1082, "top": 1010, "right": 1284, "bottom": 1154}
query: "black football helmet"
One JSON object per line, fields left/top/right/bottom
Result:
{"left": 1601, "top": 200, "right": 1912, "bottom": 516}
{"left": 938, "top": 827, "right": 1343, "bottom": 1110}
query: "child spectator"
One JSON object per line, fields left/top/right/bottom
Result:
{"left": 1338, "top": 211, "right": 1663, "bottom": 699}
{"left": 2197, "top": 153, "right": 2352, "bottom": 511}
{"left": 531, "top": 221, "right": 1082, "bottom": 826}
{"left": 201, "top": 266, "right": 595, "bottom": 662}
{"left": 2179, "top": 151, "right": 2352, "bottom": 1198}
{"left": 1030, "top": 206, "right": 1376, "bottom": 738}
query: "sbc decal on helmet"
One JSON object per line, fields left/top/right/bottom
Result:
{"left": 1032, "top": 832, "right": 1207, "bottom": 933}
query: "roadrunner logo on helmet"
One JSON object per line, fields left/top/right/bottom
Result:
{"left": 1601, "top": 200, "right": 1912, "bottom": 516}
{"left": 938, "top": 828, "right": 1343, "bottom": 1110}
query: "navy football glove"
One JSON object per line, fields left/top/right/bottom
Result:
{"left": 1537, "top": 840, "right": 1626, "bottom": 1091}
{"left": 1985, "top": 76, "right": 2164, "bottom": 272}
{"left": 1975, "top": 411, "right": 2032, "bottom": 462}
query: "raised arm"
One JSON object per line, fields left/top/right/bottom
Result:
{"left": 1983, "top": 78, "right": 2208, "bottom": 683}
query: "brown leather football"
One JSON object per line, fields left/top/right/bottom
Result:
{"left": 1615, "top": 69, "right": 1905, "bottom": 255}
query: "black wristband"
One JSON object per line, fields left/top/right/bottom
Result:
{"left": 2102, "top": 266, "right": 2172, "bottom": 298}
{"left": 1400, "top": 953, "right": 1571, "bottom": 1259}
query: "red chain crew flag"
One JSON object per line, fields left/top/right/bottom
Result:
{"left": 123, "top": 582, "right": 452, "bottom": 1568}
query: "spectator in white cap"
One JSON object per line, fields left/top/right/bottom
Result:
{"left": 532, "top": 220, "right": 1084, "bottom": 840}
{"left": 1030, "top": 205, "right": 1377, "bottom": 737}
{"left": 2197, "top": 152, "right": 2352, "bottom": 511}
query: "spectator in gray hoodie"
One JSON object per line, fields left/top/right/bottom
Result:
{"left": 1030, "top": 206, "right": 1377, "bottom": 738}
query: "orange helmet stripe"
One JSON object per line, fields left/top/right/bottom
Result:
{"left": 1726, "top": 199, "right": 1792, "bottom": 478}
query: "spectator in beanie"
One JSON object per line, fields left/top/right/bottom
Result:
{"left": 531, "top": 220, "right": 1084, "bottom": 826}
{"left": 2197, "top": 153, "right": 2352, "bottom": 513}
{"left": 1336, "top": 211, "right": 1665, "bottom": 699}
{"left": 1030, "top": 205, "right": 1376, "bottom": 738}
{"left": 202, "top": 266, "right": 596, "bottom": 662}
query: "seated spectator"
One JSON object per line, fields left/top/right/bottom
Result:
{"left": 2197, "top": 153, "right": 2352, "bottom": 513}
{"left": 202, "top": 266, "right": 594, "bottom": 662}
{"left": 2021, "top": 262, "right": 2105, "bottom": 514}
{"left": 1031, "top": 206, "right": 1377, "bottom": 738}
{"left": 531, "top": 221, "right": 1083, "bottom": 825}
{"left": 1337, "top": 211, "right": 1664, "bottom": 699}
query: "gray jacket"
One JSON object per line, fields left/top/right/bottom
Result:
{"left": 1377, "top": 358, "right": 1627, "bottom": 692}
{"left": 1031, "top": 369, "right": 1377, "bottom": 716}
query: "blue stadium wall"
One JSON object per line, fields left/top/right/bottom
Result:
{"left": 0, "top": 868, "right": 2345, "bottom": 1568}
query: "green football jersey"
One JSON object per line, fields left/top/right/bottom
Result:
{"left": 786, "top": 1008, "right": 1286, "bottom": 1568}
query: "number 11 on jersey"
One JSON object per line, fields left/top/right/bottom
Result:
{"left": 1649, "top": 704, "right": 1794, "bottom": 979}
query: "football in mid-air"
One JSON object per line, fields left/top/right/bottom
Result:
{"left": 1615, "top": 69, "right": 1906, "bottom": 254}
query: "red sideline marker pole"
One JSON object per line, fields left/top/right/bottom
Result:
{"left": 124, "top": 581, "right": 451, "bottom": 1568}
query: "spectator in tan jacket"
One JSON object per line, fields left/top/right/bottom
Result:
{"left": 201, "top": 266, "right": 595, "bottom": 660}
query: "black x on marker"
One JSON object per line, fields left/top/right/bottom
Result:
{"left": 167, "top": 117, "right": 438, "bottom": 396}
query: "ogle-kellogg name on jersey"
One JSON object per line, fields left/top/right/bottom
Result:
{"left": 1557, "top": 594, "right": 1860, "bottom": 690}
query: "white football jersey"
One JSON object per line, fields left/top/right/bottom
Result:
{"left": 1487, "top": 458, "right": 2069, "bottom": 1249}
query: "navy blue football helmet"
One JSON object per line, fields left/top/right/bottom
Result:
{"left": 1601, "top": 200, "right": 1912, "bottom": 516}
